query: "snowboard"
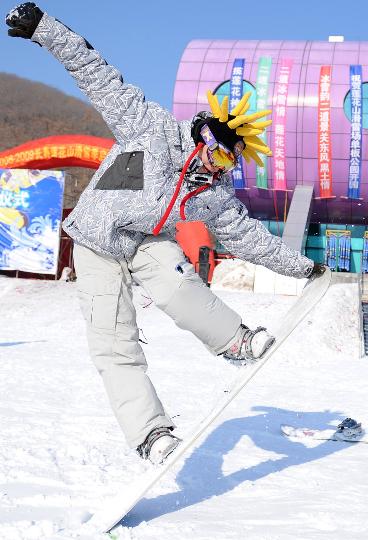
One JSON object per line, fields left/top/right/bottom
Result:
{"left": 83, "top": 268, "right": 332, "bottom": 534}
{"left": 281, "top": 423, "right": 368, "bottom": 443}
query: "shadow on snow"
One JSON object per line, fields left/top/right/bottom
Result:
{"left": 0, "top": 340, "right": 46, "bottom": 347}
{"left": 123, "top": 406, "right": 348, "bottom": 527}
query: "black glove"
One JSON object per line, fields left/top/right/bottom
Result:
{"left": 311, "top": 262, "right": 327, "bottom": 276}
{"left": 6, "top": 2, "right": 43, "bottom": 39}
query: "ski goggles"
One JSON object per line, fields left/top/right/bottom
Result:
{"left": 200, "top": 125, "right": 238, "bottom": 172}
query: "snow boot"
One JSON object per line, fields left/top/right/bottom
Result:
{"left": 334, "top": 418, "right": 363, "bottom": 441}
{"left": 223, "top": 324, "right": 275, "bottom": 366}
{"left": 137, "top": 427, "right": 181, "bottom": 465}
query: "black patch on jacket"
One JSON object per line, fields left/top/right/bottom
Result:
{"left": 95, "top": 152, "right": 144, "bottom": 190}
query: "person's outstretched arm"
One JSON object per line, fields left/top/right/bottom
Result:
{"left": 208, "top": 188, "right": 315, "bottom": 279}
{"left": 6, "top": 3, "right": 154, "bottom": 144}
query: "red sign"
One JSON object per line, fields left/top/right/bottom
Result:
{"left": 0, "top": 135, "right": 114, "bottom": 170}
{"left": 318, "top": 66, "right": 333, "bottom": 198}
{"left": 272, "top": 58, "right": 293, "bottom": 191}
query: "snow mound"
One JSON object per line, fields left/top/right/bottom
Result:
{"left": 211, "top": 259, "right": 255, "bottom": 291}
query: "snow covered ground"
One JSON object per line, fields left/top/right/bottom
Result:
{"left": 0, "top": 272, "right": 367, "bottom": 540}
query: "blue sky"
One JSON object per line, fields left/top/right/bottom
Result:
{"left": 1, "top": 0, "right": 367, "bottom": 110}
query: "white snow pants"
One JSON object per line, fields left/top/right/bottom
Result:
{"left": 73, "top": 235, "right": 242, "bottom": 448}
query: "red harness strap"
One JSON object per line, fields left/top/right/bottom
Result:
{"left": 179, "top": 184, "right": 211, "bottom": 220}
{"left": 152, "top": 143, "right": 204, "bottom": 236}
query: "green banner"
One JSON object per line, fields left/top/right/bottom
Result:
{"left": 255, "top": 56, "right": 272, "bottom": 188}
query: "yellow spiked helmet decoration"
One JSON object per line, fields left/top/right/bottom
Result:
{"left": 206, "top": 90, "right": 273, "bottom": 165}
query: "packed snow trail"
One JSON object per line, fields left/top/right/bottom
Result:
{"left": 0, "top": 275, "right": 367, "bottom": 539}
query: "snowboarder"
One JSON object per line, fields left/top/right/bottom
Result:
{"left": 6, "top": 3, "right": 325, "bottom": 465}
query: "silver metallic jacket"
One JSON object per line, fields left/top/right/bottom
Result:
{"left": 32, "top": 14, "right": 313, "bottom": 278}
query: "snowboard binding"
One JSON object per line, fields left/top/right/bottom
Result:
{"left": 223, "top": 325, "right": 275, "bottom": 366}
